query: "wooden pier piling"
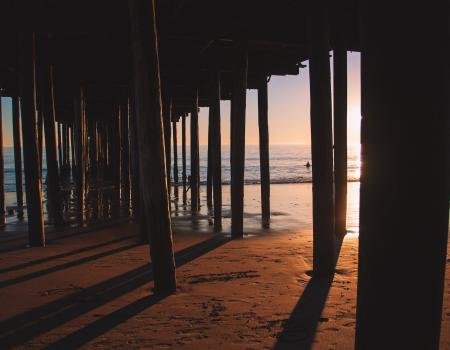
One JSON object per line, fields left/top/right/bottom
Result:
{"left": 181, "top": 113, "right": 187, "bottom": 204}
{"left": 129, "top": 0, "right": 176, "bottom": 294}
{"left": 333, "top": 48, "right": 347, "bottom": 238}
{"left": 308, "top": 3, "right": 335, "bottom": 275}
{"left": 19, "top": 32, "right": 45, "bottom": 246}
{"left": 12, "top": 97, "right": 24, "bottom": 218}
{"left": 230, "top": 44, "right": 248, "bottom": 238}
{"left": 258, "top": 75, "right": 270, "bottom": 228}
{"left": 210, "top": 71, "right": 222, "bottom": 230}
{"left": 190, "top": 92, "right": 200, "bottom": 213}
{"left": 41, "top": 64, "right": 63, "bottom": 225}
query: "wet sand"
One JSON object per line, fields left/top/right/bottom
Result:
{"left": 0, "top": 183, "right": 448, "bottom": 349}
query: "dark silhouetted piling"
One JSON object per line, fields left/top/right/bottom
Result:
{"left": 57, "top": 122, "right": 63, "bottom": 174}
{"left": 163, "top": 96, "right": 172, "bottom": 195}
{"left": 190, "top": 92, "right": 200, "bottom": 213}
{"left": 258, "top": 75, "right": 270, "bottom": 228}
{"left": 206, "top": 112, "right": 213, "bottom": 208}
{"left": 181, "top": 113, "right": 187, "bottom": 204}
{"left": 210, "top": 71, "right": 222, "bottom": 230}
{"left": 129, "top": 0, "right": 176, "bottom": 294}
{"left": 12, "top": 96, "right": 24, "bottom": 218}
{"left": 333, "top": 48, "right": 347, "bottom": 238}
{"left": 19, "top": 32, "right": 45, "bottom": 246}
{"left": 172, "top": 120, "right": 178, "bottom": 185}
{"left": 121, "top": 101, "right": 130, "bottom": 203}
{"left": 41, "top": 64, "right": 63, "bottom": 225}
{"left": 355, "top": 2, "right": 449, "bottom": 349}
{"left": 0, "top": 98, "right": 5, "bottom": 225}
{"left": 308, "top": 3, "right": 335, "bottom": 275}
{"left": 230, "top": 43, "right": 248, "bottom": 238}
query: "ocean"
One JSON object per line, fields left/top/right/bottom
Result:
{"left": 2, "top": 144, "right": 360, "bottom": 207}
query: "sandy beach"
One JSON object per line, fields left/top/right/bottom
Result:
{"left": 0, "top": 183, "right": 448, "bottom": 349}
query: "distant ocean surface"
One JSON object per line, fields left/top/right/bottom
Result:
{"left": 2, "top": 144, "right": 360, "bottom": 205}
{"left": 194, "top": 144, "right": 361, "bottom": 185}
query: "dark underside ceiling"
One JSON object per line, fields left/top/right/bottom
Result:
{"left": 0, "top": 0, "right": 359, "bottom": 122}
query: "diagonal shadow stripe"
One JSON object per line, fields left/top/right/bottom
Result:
{"left": 273, "top": 238, "right": 344, "bottom": 350}
{"left": 43, "top": 293, "right": 166, "bottom": 350}
{"left": 0, "top": 242, "right": 142, "bottom": 288}
{"left": 0, "top": 235, "right": 230, "bottom": 348}
{"left": 0, "top": 235, "right": 136, "bottom": 274}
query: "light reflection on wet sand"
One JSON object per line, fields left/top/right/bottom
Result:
{"left": 171, "top": 182, "right": 360, "bottom": 237}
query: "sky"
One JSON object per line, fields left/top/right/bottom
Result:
{"left": 0, "top": 52, "right": 361, "bottom": 148}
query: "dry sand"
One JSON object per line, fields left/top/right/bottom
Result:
{"left": 0, "top": 183, "right": 448, "bottom": 349}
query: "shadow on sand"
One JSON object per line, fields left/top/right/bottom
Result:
{"left": 0, "top": 234, "right": 230, "bottom": 349}
{"left": 273, "top": 238, "right": 344, "bottom": 350}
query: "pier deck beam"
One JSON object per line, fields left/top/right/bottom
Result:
{"left": 308, "top": 3, "right": 335, "bottom": 276}
{"left": 355, "top": 2, "right": 449, "bottom": 349}
{"left": 230, "top": 43, "right": 248, "bottom": 238}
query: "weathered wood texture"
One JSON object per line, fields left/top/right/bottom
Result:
{"left": 308, "top": 3, "right": 335, "bottom": 276}
{"left": 129, "top": 0, "right": 176, "bottom": 294}
{"left": 355, "top": 2, "right": 449, "bottom": 349}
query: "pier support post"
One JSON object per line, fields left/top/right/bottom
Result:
{"left": 206, "top": 111, "right": 213, "bottom": 208}
{"left": 190, "top": 92, "right": 200, "bottom": 213}
{"left": 121, "top": 100, "right": 130, "bottom": 206}
{"left": 57, "top": 123, "right": 63, "bottom": 175}
{"left": 12, "top": 97, "right": 24, "bottom": 218}
{"left": 258, "top": 75, "right": 270, "bottom": 228}
{"left": 129, "top": 0, "right": 176, "bottom": 294}
{"left": 333, "top": 48, "right": 347, "bottom": 238}
{"left": 210, "top": 71, "right": 222, "bottom": 230}
{"left": 163, "top": 97, "right": 172, "bottom": 196}
{"left": 70, "top": 125, "right": 76, "bottom": 176}
{"left": 113, "top": 104, "right": 122, "bottom": 190}
{"left": 172, "top": 120, "right": 178, "bottom": 186}
{"left": 74, "top": 86, "right": 86, "bottom": 220}
{"left": 308, "top": 3, "right": 335, "bottom": 275}
{"left": 41, "top": 64, "right": 63, "bottom": 225}
{"left": 130, "top": 94, "right": 140, "bottom": 218}
{"left": 0, "top": 98, "right": 5, "bottom": 225}
{"left": 230, "top": 43, "right": 248, "bottom": 238}
{"left": 19, "top": 32, "right": 45, "bottom": 246}
{"left": 181, "top": 113, "right": 187, "bottom": 204}
{"left": 355, "top": 2, "right": 449, "bottom": 349}
{"left": 37, "top": 111, "right": 43, "bottom": 173}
